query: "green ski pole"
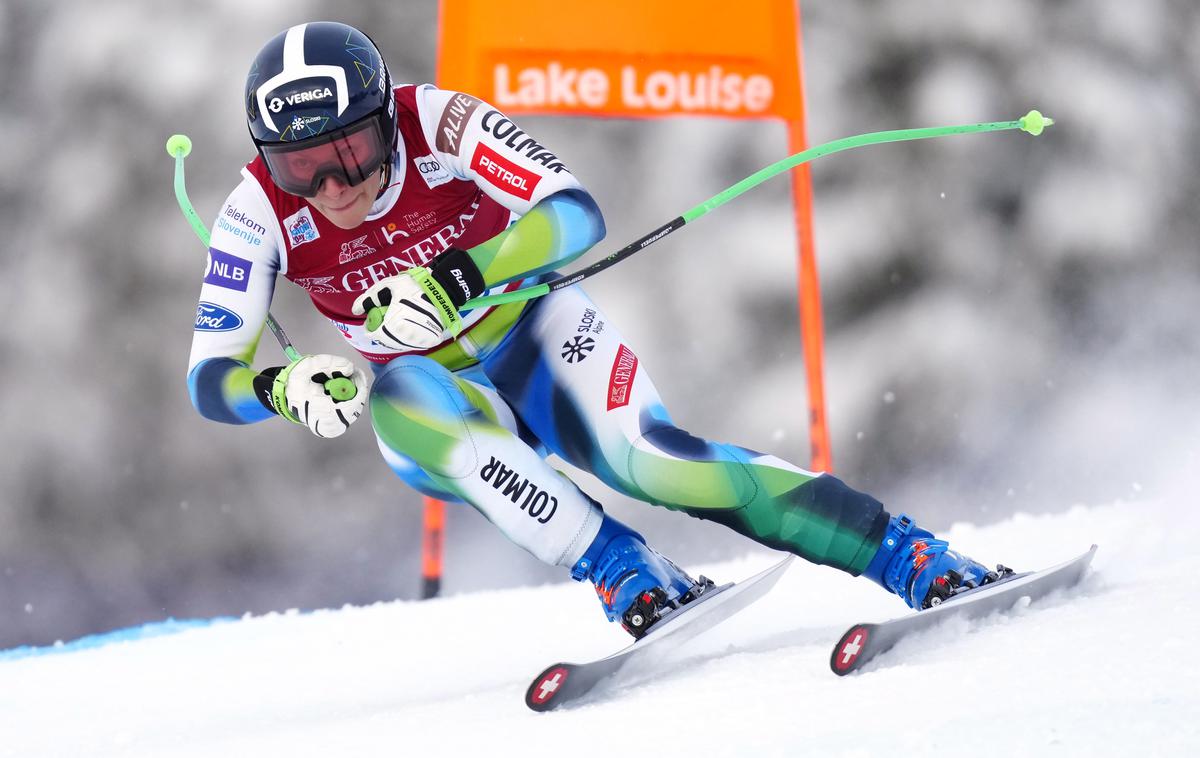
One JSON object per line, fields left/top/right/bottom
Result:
{"left": 461, "top": 109, "right": 1054, "bottom": 312}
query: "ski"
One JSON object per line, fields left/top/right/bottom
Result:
{"left": 831, "top": 544, "right": 1098, "bottom": 676}
{"left": 526, "top": 554, "right": 794, "bottom": 711}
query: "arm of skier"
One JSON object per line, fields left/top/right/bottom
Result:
{"left": 423, "top": 87, "right": 606, "bottom": 285}
{"left": 464, "top": 187, "right": 604, "bottom": 285}
{"left": 186, "top": 181, "right": 280, "bottom": 425}
{"left": 349, "top": 87, "right": 605, "bottom": 348}
{"left": 186, "top": 180, "right": 367, "bottom": 437}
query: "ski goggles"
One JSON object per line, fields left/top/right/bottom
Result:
{"left": 257, "top": 112, "right": 391, "bottom": 197}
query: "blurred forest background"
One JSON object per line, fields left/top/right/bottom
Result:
{"left": 2, "top": 0, "right": 1198, "bottom": 649}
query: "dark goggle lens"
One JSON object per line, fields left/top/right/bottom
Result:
{"left": 259, "top": 115, "right": 389, "bottom": 197}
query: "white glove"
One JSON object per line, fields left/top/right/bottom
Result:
{"left": 350, "top": 267, "right": 464, "bottom": 352}
{"left": 268, "top": 354, "right": 369, "bottom": 439}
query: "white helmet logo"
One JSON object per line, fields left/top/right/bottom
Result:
{"left": 256, "top": 24, "right": 349, "bottom": 134}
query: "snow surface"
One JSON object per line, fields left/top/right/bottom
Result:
{"left": 2, "top": 500, "right": 1197, "bottom": 758}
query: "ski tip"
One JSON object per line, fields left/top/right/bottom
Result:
{"left": 526, "top": 663, "right": 575, "bottom": 712}
{"left": 830, "top": 623, "right": 874, "bottom": 676}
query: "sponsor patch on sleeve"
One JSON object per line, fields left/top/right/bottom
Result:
{"left": 203, "top": 248, "right": 253, "bottom": 292}
{"left": 194, "top": 302, "right": 244, "bottom": 332}
{"left": 435, "top": 93, "right": 482, "bottom": 156}
{"left": 470, "top": 143, "right": 541, "bottom": 201}
{"left": 607, "top": 344, "right": 639, "bottom": 410}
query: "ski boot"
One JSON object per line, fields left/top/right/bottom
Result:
{"left": 862, "top": 513, "right": 1013, "bottom": 609}
{"left": 571, "top": 512, "right": 714, "bottom": 638}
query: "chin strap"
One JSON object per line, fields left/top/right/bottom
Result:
{"left": 375, "top": 157, "right": 394, "bottom": 199}
{"left": 374, "top": 142, "right": 398, "bottom": 199}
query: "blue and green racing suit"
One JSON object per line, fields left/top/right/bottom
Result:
{"left": 187, "top": 83, "right": 889, "bottom": 578}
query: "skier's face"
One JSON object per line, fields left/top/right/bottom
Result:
{"left": 257, "top": 112, "right": 391, "bottom": 228}
{"left": 308, "top": 171, "right": 378, "bottom": 230}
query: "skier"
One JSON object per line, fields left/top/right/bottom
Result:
{"left": 187, "top": 21, "right": 1007, "bottom": 638}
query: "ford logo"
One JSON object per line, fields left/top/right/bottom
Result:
{"left": 195, "top": 302, "right": 244, "bottom": 332}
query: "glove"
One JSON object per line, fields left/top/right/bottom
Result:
{"left": 254, "top": 354, "right": 369, "bottom": 439}
{"left": 350, "top": 248, "right": 486, "bottom": 352}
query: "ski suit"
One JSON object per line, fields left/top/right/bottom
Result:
{"left": 187, "top": 84, "right": 889, "bottom": 574}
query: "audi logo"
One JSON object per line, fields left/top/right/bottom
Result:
{"left": 416, "top": 160, "right": 442, "bottom": 173}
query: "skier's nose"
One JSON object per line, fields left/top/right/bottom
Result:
{"left": 318, "top": 174, "right": 348, "bottom": 196}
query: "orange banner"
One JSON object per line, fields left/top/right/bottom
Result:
{"left": 437, "top": 0, "right": 804, "bottom": 120}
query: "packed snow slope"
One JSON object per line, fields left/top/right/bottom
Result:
{"left": 2, "top": 499, "right": 1196, "bottom": 758}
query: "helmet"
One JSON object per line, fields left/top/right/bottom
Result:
{"left": 245, "top": 21, "right": 396, "bottom": 197}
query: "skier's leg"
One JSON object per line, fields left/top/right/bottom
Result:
{"left": 481, "top": 287, "right": 884, "bottom": 571}
{"left": 369, "top": 354, "right": 603, "bottom": 568}
{"left": 373, "top": 434, "right": 466, "bottom": 504}
{"left": 371, "top": 353, "right": 701, "bottom": 633}
{"left": 482, "top": 287, "right": 1000, "bottom": 608}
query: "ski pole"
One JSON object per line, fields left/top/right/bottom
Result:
{"left": 164, "top": 134, "right": 357, "bottom": 401}
{"left": 461, "top": 109, "right": 1054, "bottom": 312}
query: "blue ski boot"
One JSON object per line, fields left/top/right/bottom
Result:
{"left": 571, "top": 512, "right": 714, "bottom": 638}
{"left": 862, "top": 513, "right": 1012, "bottom": 609}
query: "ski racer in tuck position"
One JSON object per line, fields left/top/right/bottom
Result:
{"left": 187, "top": 21, "right": 1009, "bottom": 637}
